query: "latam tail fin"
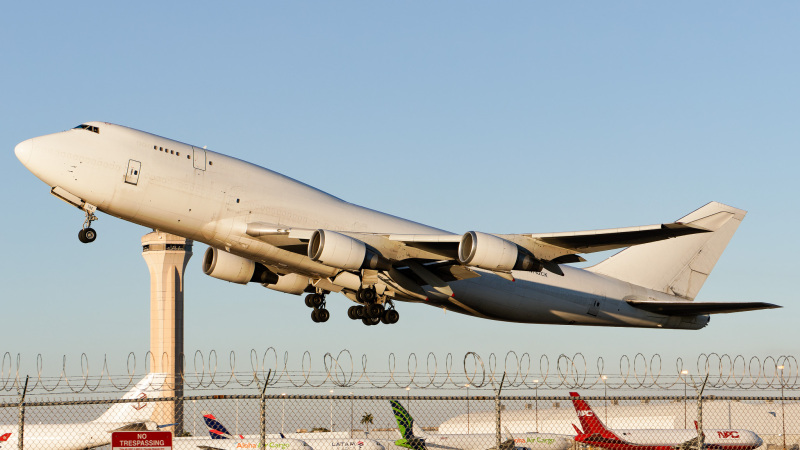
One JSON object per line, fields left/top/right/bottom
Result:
{"left": 569, "top": 392, "right": 617, "bottom": 439}
{"left": 204, "top": 412, "right": 239, "bottom": 439}
{"left": 390, "top": 400, "right": 427, "bottom": 450}
{"left": 588, "top": 202, "right": 746, "bottom": 300}
{"left": 93, "top": 373, "right": 169, "bottom": 424}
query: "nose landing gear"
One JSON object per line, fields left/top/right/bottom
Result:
{"left": 78, "top": 204, "right": 99, "bottom": 244}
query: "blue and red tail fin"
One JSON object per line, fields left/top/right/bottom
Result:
{"left": 569, "top": 392, "right": 619, "bottom": 439}
{"left": 204, "top": 412, "right": 239, "bottom": 440}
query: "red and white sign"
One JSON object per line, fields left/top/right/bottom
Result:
{"left": 111, "top": 431, "right": 172, "bottom": 450}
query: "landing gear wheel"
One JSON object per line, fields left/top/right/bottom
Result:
{"left": 382, "top": 309, "right": 400, "bottom": 324}
{"left": 78, "top": 229, "right": 88, "bottom": 243}
{"left": 362, "top": 316, "right": 380, "bottom": 326}
{"left": 83, "top": 228, "right": 97, "bottom": 242}
{"left": 309, "top": 294, "right": 324, "bottom": 308}
{"left": 305, "top": 293, "right": 325, "bottom": 308}
{"left": 357, "top": 288, "right": 377, "bottom": 303}
{"left": 347, "top": 306, "right": 360, "bottom": 320}
{"left": 366, "top": 303, "right": 384, "bottom": 319}
{"left": 311, "top": 309, "right": 320, "bottom": 322}
{"left": 317, "top": 308, "right": 330, "bottom": 322}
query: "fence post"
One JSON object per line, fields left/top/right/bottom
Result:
{"left": 18, "top": 375, "right": 29, "bottom": 450}
{"left": 260, "top": 369, "right": 272, "bottom": 450}
{"left": 494, "top": 372, "right": 506, "bottom": 450}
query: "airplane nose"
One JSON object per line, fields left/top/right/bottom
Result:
{"left": 14, "top": 139, "right": 33, "bottom": 166}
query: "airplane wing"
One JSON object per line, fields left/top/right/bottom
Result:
{"left": 626, "top": 300, "right": 781, "bottom": 315}
{"left": 245, "top": 213, "right": 719, "bottom": 273}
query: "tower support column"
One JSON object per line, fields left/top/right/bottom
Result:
{"left": 142, "top": 231, "right": 192, "bottom": 435}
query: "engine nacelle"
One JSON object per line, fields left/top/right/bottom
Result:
{"left": 308, "top": 229, "right": 389, "bottom": 270}
{"left": 202, "top": 247, "right": 279, "bottom": 285}
{"left": 263, "top": 273, "right": 311, "bottom": 295}
{"left": 458, "top": 231, "right": 542, "bottom": 272}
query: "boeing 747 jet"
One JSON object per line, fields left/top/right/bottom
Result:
{"left": 15, "top": 122, "right": 779, "bottom": 328}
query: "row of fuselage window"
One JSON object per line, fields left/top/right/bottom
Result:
{"left": 152, "top": 145, "right": 213, "bottom": 165}
{"left": 154, "top": 145, "right": 186, "bottom": 158}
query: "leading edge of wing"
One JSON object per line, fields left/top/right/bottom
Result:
{"left": 627, "top": 300, "right": 781, "bottom": 316}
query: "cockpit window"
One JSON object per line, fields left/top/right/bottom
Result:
{"left": 73, "top": 124, "right": 100, "bottom": 134}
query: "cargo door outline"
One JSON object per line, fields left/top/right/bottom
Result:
{"left": 193, "top": 147, "right": 206, "bottom": 170}
{"left": 125, "top": 160, "right": 141, "bottom": 185}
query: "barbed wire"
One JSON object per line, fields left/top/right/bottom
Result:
{"left": 0, "top": 350, "right": 796, "bottom": 394}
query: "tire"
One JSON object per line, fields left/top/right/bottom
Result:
{"left": 360, "top": 288, "right": 376, "bottom": 303}
{"left": 311, "top": 309, "right": 320, "bottom": 323}
{"left": 78, "top": 229, "right": 88, "bottom": 243}
{"left": 84, "top": 228, "right": 97, "bottom": 243}
{"left": 318, "top": 309, "right": 330, "bottom": 322}
{"left": 362, "top": 317, "right": 379, "bottom": 326}
{"left": 305, "top": 294, "right": 315, "bottom": 308}
{"left": 355, "top": 305, "right": 365, "bottom": 318}
{"left": 366, "top": 303, "right": 384, "bottom": 318}
{"left": 385, "top": 310, "right": 400, "bottom": 324}
{"left": 347, "top": 306, "right": 359, "bottom": 320}
{"left": 310, "top": 294, "right": 324, "bottom": 308}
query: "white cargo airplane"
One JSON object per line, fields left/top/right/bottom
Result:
{"left": 0, "top": 373, "right": 167, "bottom": 449}
{"left": 569, "top": 392, "right": 763, "bottom": 450}
{"left": 389, "top": 400, "right": 571, "bottom": 450}
{"left": 15, "top": 122, "right": 779, "bottom": 328}
{"left": 199, "top": 412, "right": 385, "bottom": 450}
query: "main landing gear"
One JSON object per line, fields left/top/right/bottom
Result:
{"left": 305, "top": 292, "right": 330, "bottom": 323}
{"left": 347, "top": 287, "right": 400, "bottom": 326}
{"left": 78, "top": 204, "right": 99, "bottom": 244}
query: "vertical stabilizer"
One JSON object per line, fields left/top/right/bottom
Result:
{"left": 587, "top": 202, "right": 746, "bottom": 300}
{"left": 93, "top": 373, "right": 169, "bottom": 424}
{"left": 569, "top": 392, "right": 615, "bottom": 436}
{"left": 390, "top": 400, "right": 427, "bottom": 450}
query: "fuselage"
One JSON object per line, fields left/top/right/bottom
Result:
{"left": 15, "top": 122, "right": 709, "bottom": 329}
{"left": 422, "top": 432, "right": 571, "bottom": 450}
{"left": 580, "top": 428, "right": 762, "bottom": 450}
{"left": 0, "top": 422, "right": 139, "bottom": 450}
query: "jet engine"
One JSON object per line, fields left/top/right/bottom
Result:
{"left": 458, "top": 231, "right": 542, "bottom": 272}
{"left": 202, "top": 247, "right": 279, "bottom": 285}
{"left": 308, "top": 229, "right": 389, "bottom": 270}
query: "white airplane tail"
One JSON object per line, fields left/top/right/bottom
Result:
{"left": 92, "top": 373, "right": 169, "bottom": 424}
{"left": 587, "top": 202, "right": 746, "bottom": 300}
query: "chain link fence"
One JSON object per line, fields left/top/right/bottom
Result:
{"left": 1, "top": 390, "right": 798, "bottom": 450}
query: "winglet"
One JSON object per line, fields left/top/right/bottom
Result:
{"left": 572, "top": 423, "right": 582, "bottom": 435}
{"left": 0, "top": 433, "right": 11, "bottom": 442}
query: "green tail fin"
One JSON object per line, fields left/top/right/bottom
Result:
{"left": 390, "top": 400, "right": 426, "bottom": 450}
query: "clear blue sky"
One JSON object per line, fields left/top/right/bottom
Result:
{"left": 1, "top": 2, "right": 798, "bottom": 382}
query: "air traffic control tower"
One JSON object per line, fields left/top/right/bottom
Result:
{"left": 142, "top": 231, "right": 192, "bottom": 435}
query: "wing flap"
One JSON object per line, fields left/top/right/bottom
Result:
{"left": 627, "top": 300, "right": 781, "bottom": 316}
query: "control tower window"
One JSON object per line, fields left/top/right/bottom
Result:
{"left": 73, "top": 124, "right": 99, "bottom": 134}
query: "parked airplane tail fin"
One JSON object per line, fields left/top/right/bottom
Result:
{"left": 93, "top": 373, "right": 169, "bottom": 424}
{"left": 390, "top": 400, "right": 427, "bottom": 450}
{"left": 0, "top": 432, "right": 10, "bottom": 442}
{"left": 587, "top": 202, "right": 746, "bottom": 300}
{"left": 569, "top": 392, "right": 617, "bottom": 439}
{"left": 204, "top": 412, "right": 237, "bottom": 439}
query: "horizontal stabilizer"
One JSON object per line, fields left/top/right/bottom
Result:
{"left": 627, "top": 300, "right": 781, "bottom": 316}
